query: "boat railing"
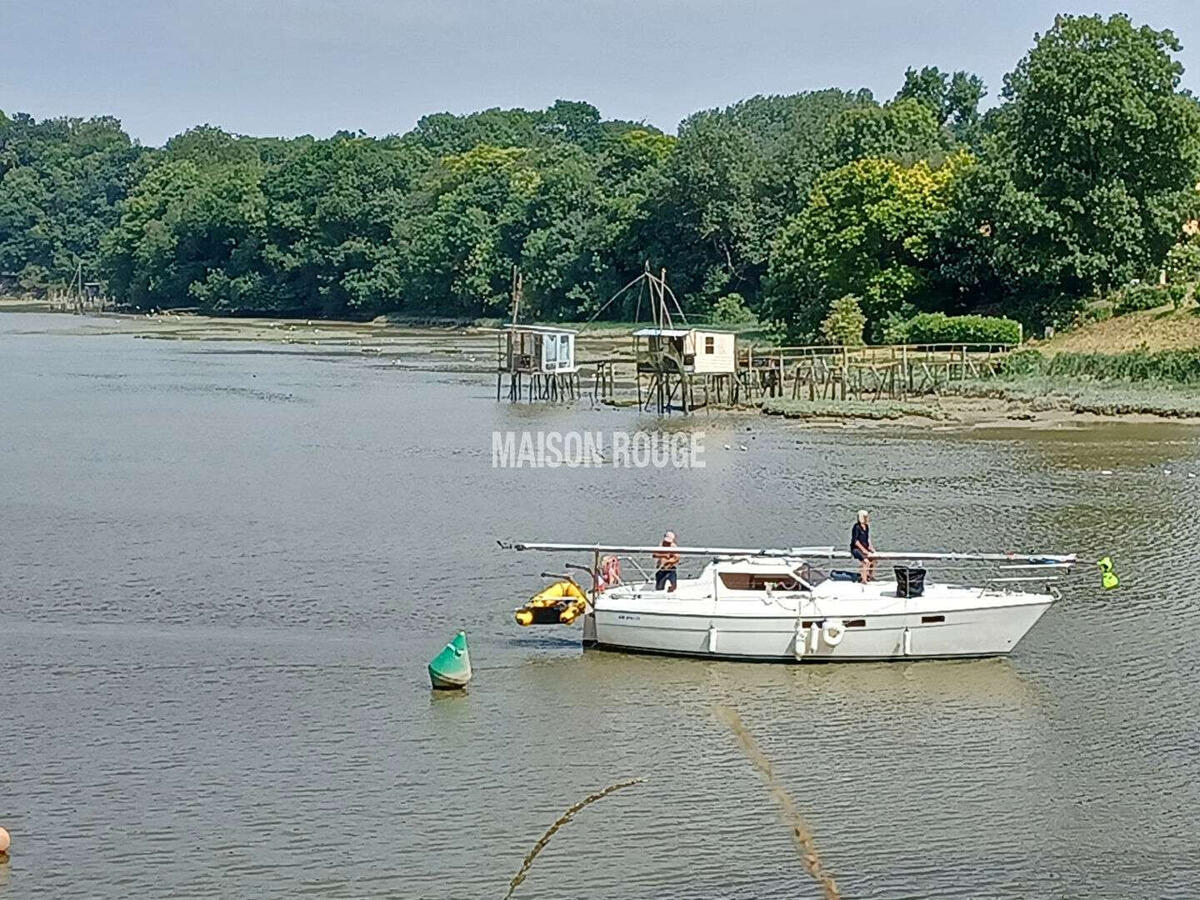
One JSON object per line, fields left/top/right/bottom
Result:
{"left": 616, "top": 555, "right": 653, "bottom": 582}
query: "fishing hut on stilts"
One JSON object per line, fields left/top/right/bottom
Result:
{"left": 619, "top": 266, "right": 737, "bottom": 413}
{"left": 495, "top": 269, "right": 581, "bottom": 402}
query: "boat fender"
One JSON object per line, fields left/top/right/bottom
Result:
{"left": 793, "top": 619, "right": 806, "bottom": 659}
{"left": 902, "top": 627, "right": 913, "bottom": 656}
{"left": 821, "top": 618, "right": 845, "bottom": 647}
{"left": 707, "top": 624, "right": 718, "bottom": 654}
{"left": 809, "top": 621, "right": 821, "bottom": 655}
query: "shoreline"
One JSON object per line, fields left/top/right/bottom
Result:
{"left": 5, "top": 306, "right": 1199, "bottom": 429}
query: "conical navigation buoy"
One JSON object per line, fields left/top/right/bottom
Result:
{"left": 429, "top": 631, "right": 472, "bottom": 690}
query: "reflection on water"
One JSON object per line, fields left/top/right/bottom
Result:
{"left": 2, "top": 313, "right": 1200, "bottom": 898}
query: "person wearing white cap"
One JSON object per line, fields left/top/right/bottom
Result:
{"left": 851, "top": 510, "right": 876, "bottom": 583}
{"left": 653, "top": 531, "right": 680, "bottom": 592}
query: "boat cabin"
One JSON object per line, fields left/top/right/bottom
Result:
{"left": 633, "top": 327, "right": 737, "bottom": 375}
{"left": 500, "top": 324, "right": 578, "bottom": 375}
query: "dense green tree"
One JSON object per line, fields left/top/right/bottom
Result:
{"left": 0, "top": 113, "right": 145, "bottom": 289}
{"left": 894, "top": 66, "right": 986, "bottom": 137}
{"left": 765, "top": 154, "right": 970, "bottom": 340}
{"left": 830, "top": 98, "right": 952, "bottom": 166}
{"left": 101, "top": 156, "right": 270, "bottom": 311}
{"left": 648, "top": 90, "right": 870, "bottom": 311}
{"left": 261, "top": 136, "right": 416, "bottom": 316}
{"left": 952, "top": 13, "right": 1200, "bottom": 326}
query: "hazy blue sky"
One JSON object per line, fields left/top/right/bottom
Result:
{"left": 3, "top": 1, "right": 1197, "bottom": 145}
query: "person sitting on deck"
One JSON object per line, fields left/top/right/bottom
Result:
{"left": 851, "top": 510, "right": 876, "bottom": 583}
{"left": 653, "top": 531, "right": 680, "bottom": 592}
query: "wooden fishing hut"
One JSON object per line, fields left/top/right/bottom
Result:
{"left": 496, "top": 324, "right": 581, "bottom": 402}
{"left": 634, "top": 326, "right": 738, "bottom": 413}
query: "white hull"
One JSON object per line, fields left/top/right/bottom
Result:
{"left": 583, "top": 557, "right": 1058, "bottom": 662}
{"left": 588, "top": 603, "right": 1051, "bottom": 661}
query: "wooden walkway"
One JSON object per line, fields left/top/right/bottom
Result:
{"left": 738, "top": 343, "right": 1015, "bottom": 402}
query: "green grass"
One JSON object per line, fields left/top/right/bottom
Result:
{"left": 1001, "top": 348, "right": 1200, "bottom": 384}
{"left": 761, "top": 398, "right": 949, "bottom": 421}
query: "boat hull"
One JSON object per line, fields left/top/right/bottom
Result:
{"left": 588, "top": 600, "right": 1052, "bottom": 662}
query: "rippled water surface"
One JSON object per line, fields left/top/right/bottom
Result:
{"left": 2, "top": 313, "right": 1199, "bottom": 899}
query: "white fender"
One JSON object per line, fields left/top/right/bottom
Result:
{"left": 707, "top": 624, "right": 718, "bottom": 654}
{"left": 793, "top": 620, "right": 806, "bottom": 659}
{"left": 822, "top": 618, "right": 845, "bottom": 647}
{"left": 809, "top": 622, "right": 821, "bottom": 655}
{"left": 902, "top": 627, "right": 913, "bottom": 656}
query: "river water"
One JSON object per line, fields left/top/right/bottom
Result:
{"left": 1, "top": 313, "right": 1198, "bottom": 899}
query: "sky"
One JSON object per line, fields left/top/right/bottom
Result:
{"left": 2, "top": 0, "right": 1198, "bottom": 146}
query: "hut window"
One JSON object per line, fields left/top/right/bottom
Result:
{"left": 705, "top": 336, "right": 715, "bottom": 354}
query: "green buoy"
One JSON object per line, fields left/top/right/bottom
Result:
{"left": 429, "top": 631, "right": 472, "bottom": 689}
{"left": 1098, "top": 557, "right": 1119, "bottom": 590}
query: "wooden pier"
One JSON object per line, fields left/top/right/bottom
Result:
{"left": 737, "top": 343, "right": 1014, "bottom": 403}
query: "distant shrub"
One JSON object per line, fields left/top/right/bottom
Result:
{"left": 997, "top": 348, "right": 1046, "bottom": 378}
{"left": 820, "top": 294, "right": 866, "bottom": 346}
{"left": 1165, "top": 237, "right": 1200, "bottom": 303}
{"left": 1075, "top": 301, "right": 1114, "bottom": 325}
{"left": 1114, "top": 282, "right": 1169, "bottom": 315}
{"left": 1166, "top": 284, "right": 1190, "bottom": 309}
{"left": 709, "top": 293, "right": 758, "bottom": 327}
{"left": 893, "top": 312, "right": 1022, "bottom": 345}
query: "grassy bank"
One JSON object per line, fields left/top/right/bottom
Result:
{"left": 1037, "top": 303, "right": 1200, "bottom": 354}
{"left": 1000, "top": 347, "right": 1200, "bottom": 384}
{"left": 761, "top": 398, "right": 949, "bottom": 421}
{"left": 946, "top": 377, "right": 1200, "bottom": 417}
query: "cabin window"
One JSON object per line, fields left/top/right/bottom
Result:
{"left": 705, "top": 336, "right": 715, "bottom": 354}
{"left": 845, "top": 619, "right": 866, "bottom": 628}
{"left": 719, "top": 572, "right": 805, "bottom": 592}
{"left": 921, "top": 615, "right": 945, "bottom": 624}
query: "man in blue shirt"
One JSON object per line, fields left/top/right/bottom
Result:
{"left": 850, "top": 510, "right": 876, "bottom": 583}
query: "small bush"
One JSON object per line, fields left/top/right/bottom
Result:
{"left": 997, "top": 348, "right": 1046, "bottom": 378}
{"left": 1166, "top": 283, "right": 1190, "bottom": 309}
{"left": 820, "top": 294, "right": 866, "bottom": 346}
{"left": 1114, "top": 282, "right": 1169, "bottom": 315}
{"left": 1075, "top": 300, "right": 1114, "bottom": 324}
{"left": 709, "top": 293, "right": 759, "bottom": 327}
{"left": 893, "top": 312, "right": 1022, "bottom": 345}
{"left": 1165, "top": 237, "right": 1200, "bottom": 303}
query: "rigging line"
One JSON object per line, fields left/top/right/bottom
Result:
{"left": 660, "top": 272, "right": 688, "bottom": 326}
{"left": 584, "top": 269, "right": 649, "bottom": 325}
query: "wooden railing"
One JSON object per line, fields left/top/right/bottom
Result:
{"left": 737, "top": 342, "right": 1018, "bottom": 401}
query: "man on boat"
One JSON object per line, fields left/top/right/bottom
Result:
{"left": 653, "top": 531, "right": 680, "bottom": 592}
{"left": 851, "top": 511, "right": 876, "bottom": 582}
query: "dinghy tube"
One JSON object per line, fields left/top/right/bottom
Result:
{"left": 514, "top": 580, "right": 588, "bottom": 626}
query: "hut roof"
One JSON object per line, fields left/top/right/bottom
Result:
{"left": 633, "top": 327, "right": 690, "bottom": 337}
{"left": 501, "top": 324, "right": 578, "bottom": 335}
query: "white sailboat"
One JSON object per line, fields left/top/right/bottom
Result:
{"left": 505, "top": 542, "right": 1076, "bottom": 662}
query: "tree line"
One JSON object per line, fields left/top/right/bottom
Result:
{"left": 2, "top": 13, "right": 1198, "bottom": 341}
